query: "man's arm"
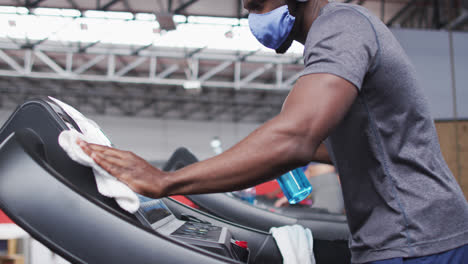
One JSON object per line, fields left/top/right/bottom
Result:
{"left": 79, "top": 73, "right": 357, "bottom": 198}
{"left": 313, "top": 143, "right": 332, "bottom": 164}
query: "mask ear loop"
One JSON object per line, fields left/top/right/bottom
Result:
{"left": 275, "top": 3, "right": 304, "bottom": 54}
{"left": 275, "top": 0, "right": 310, "bottom": 54}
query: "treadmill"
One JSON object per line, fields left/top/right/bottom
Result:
{"left": 0, "top": 98, "right": 283, "bottom": 264}
{"left": 163, "top": 148, "right": 352, "bottom": 264}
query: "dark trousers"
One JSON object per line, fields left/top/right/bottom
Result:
{"left": 366, "top": 244, "right": 468, "bottom": 264}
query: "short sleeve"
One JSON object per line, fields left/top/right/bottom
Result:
{"left": 301, "top": 8, "right": 379, "bottom": 90}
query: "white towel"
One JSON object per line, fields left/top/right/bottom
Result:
{"left": 270, "top": 225, "right": 315, "bottom": 264}
{"left": 51, "top": 97, "right": 139, "bottom": 213}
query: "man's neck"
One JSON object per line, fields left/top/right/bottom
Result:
{"left": 295, "top": 0, "right": 329, "bottom": 44}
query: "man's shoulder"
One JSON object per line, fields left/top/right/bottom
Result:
{"left": 305, "top": 3, "right": 377, "bottom": 46}
{"left": 313, "top": 3, "right": 375, "bottom": 29}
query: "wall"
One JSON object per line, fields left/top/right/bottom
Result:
{"left": 435, "top": 121, "right": 468, "bottom": 201}
{"left": 453, "top": 32, "right": 468, "bottom": 119}
{"left": 391, "top": 29, "right": 468, "bottom": 120}
{"left": 392, "top": 29, "right": 454, "bottom": 119}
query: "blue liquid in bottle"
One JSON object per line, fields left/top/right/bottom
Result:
{"left": 233, "top": 187, "right": 256, "bottom": 205}
{"left": 239, "top": 187, "right": 256, "bottom": 204}
{"left": 277, "top": 168, "right": 313, "bottom": 204}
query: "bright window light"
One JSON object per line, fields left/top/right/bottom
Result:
{"left": 105, "top": 11, "right": 133, "bottom": 20}
{"left": 84, "top": 10, "right": 133, "bottom": 20}
{"left": 135, "top": 13, "right": 156, "bottom": 21}
{"left": 0, "top": 6, "right": 16, "bottom": 13}
{"left": 33, "top": 8, "right": 63, "bottom": 16}
{"left": 173, "top": 15, "right": 187, "bottom": 24}
{"left": 84, "top": 10, "right": 107, "bottom": 18}
{"left": 0, "top": 6, "right": 29, "bottom": 15}
{"left": 61, "top": 9, "right": 81, "bottom": 17}
{"left": 239, "top": 18, "right": 249, "bottom": 26}
{"left": 188, "top": 16, "right": 239, "bottom": 26}
{"left": 16, "top": 7, "right": 29, "bottom": 15}
{"left": 0, "top": 7, "right": 304, "bottom": 55}
{"left": 33, "top": 7, "right": 81, "bottom": 18}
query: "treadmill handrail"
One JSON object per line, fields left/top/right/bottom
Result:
{"left": 163, "top": 147, "right": 350, "bottom": 240}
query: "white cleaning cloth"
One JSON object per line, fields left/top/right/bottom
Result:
{"left": 270, "top": 225, "right": 315, "bottom": 264}
{"left": 52, "top": 97, "right": 139, "bottom": 213}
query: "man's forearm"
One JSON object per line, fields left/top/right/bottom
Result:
{"left": 161, "top": 114, "right": 320, "bottom": 197}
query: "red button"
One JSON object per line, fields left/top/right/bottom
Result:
{"left": 235, "top": 241, "right": 248, "bottom": 249}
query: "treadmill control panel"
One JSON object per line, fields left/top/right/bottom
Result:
{"left": 172, "top": 222, "right": 223, "bottom": 242}
{"left": 136, "top": 195, "right": 247, "bottom": 262}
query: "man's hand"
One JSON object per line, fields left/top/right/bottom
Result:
{"left": 78, "top": 139, "right": 168, "bottom": 198}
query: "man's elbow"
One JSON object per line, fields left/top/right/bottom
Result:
{"left": 279, "top": 125, "right": 322, "bottom": 166}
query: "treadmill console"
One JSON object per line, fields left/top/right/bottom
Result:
{"left": 136, "top": 195, "right": 247, "bottom": 261}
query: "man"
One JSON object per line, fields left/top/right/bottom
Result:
{"left": 79, "top": 0, "right": 468, "bottom": 263}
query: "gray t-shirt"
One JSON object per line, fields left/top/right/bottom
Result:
{"left": 301, "top": 2, "right": 468, "bottom": 263}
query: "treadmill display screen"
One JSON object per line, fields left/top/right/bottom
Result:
{"left": 138, "top": 195, "right": 172, "bottom": 224}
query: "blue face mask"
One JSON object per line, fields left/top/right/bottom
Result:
{"left": 248, "top": 5, "right": 296, "bottom": 50}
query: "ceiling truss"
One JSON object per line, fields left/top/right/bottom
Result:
{"left": 0, "top": 39, "right": 297, "bottom": 122}
{"left": 0, "top": 41, "right": 303, "bottom": 90}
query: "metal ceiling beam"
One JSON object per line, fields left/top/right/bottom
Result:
{"left": 100, "top": 0, "right": 121, "bottom": 10}
{"left": 34, "top": 50, "right": 66, "bottom": 75}
{"left": 0, "top": 50, "right": 23, "bottom": 73}
{"left": 168, "top": 0, "right": 173, "bottom": 12}
{"left": 447, "top": 9, "right": 468, "bottom": 29}
{"left": 24, "top": 50, "right": 33, "bottom": 74}
{"left": 116, "top": 57, "right": 147, "bottom": 77}
{"left": 78, "top": 41, "right": 101, "bottom": 53}
{"left": 74, "top": 55, "right": 106, "bottom": 74}
{"left": 121, "top": 0, "right": 132, "bottom": 10}
{"left": 432, "top": 0, "right": 441, "bottom": 28}
{"left": 186, "top": 46, "right": 206, "bottom": 58}
{"left": 157, "top": 64, "right": 179, "bottom": 78}
{"left": 199, "top": 61, "right": 232, "bottom": 82}
{"left": 237, "top": 0, "right": 243, "bottom": 19}
{"left": 66, "top": 0, "right": 80, "bottom": 9}
{"left": 387, "top": 0, "right": 420, "bottom": 26}
{"left": 173, "top": 0, "right": 198, "bottom": 14}
{"left": 132, "top": 44, "right": 152, "bottom": 56}
{"left": 380, "top": 0, "right": 385, "bottom": 20}
{"left": 25, "top": 0, "right": 47, "bottom": 8}
{"left": 0, "top": 40, "right": 302, "bottom": 91}
{"left": 240, "top": 63, "right": 274, "bottom": 86}
{"left": 401, "top": 6, "right": 419, "bottom": 26}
